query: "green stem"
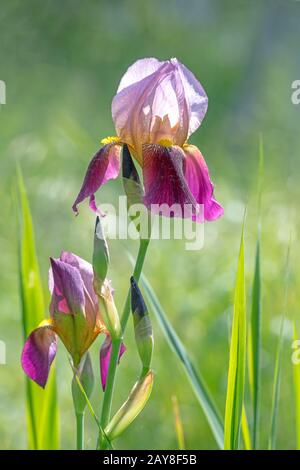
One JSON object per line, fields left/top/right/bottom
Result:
{"left": 99, "top": 238, "right": 150, "bottom": 444}
{"left": 76, "top": 412, "right": 84, "bottom": 450}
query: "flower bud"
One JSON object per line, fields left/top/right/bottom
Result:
{"left": 72, "top": 352, "right": 94, "bottom": 415}
{"left": 93, "top": 216, "right": 109, "bottom": 294}
{"left": 99, "top": 280, "right": 121, "bottom": 339}
{"left": 105, "top": 370, "right": 154, "bottom": 440}
{"left": 130, "top": 277, "right": 153, "bottom": 373}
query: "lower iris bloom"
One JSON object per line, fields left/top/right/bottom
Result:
{"left": 21, "top": 251, "right": 124, "bottom": 389}
{"left": 72, "top": 57, "right": 223, "bottom": 222}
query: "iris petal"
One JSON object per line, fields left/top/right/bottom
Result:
{"left": 100, "top": 336, "right": 126, "bottom": 391}
{"left": 142, "top": 144, "right": 199, "bottom": 220}
{"left": 50, "top": 258, "right": 85, "bottom": 316}
{"left": 72, "top": 143, "right": 121, "bottom": 214}
{"left": 184, "top": 144, "right": 223, "bottom": 221}
{"left": 21, "top": 322, "right": 57, "bottom": 388}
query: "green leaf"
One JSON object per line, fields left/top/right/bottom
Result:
{"left": 137, "top": 267, "right": 224, "bottom": 449}
{"left": 17, "top": 168, "right": 59, "bottom": 450}
{"left": 248, "top": 236, "right": 261, "bottom": 448}
{"left": 268, "top": 244, "right": 290, "bottom": 450}
{"left": 293, "top": 323, "right": 300, "bottom": 450}
{"left": 241, "top": 405, "right": 252, "bottom": 450}
{"left": 224, "top": 219, "right": 247, "bottom": 450}
{"left": 248, "top": 136, "right": 264, "bottom": 449}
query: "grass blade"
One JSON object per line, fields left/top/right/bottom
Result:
{"left": 172, "top": 396, "right": 186, "bottom": 450}
{"left": 293, "top": 323, "right": 300, "bottom": 450}
{"left": 241, "top": 405, "right": 252, "bottom": 450}
{"left": 17, "top": 168, "right": 59, "bottom": 449}
{"left": 248, "top": 235, "right": 261, "bottom": 448}
{"left": 268, "top": 244, "right": 290, "bottom": 450}
{"left": 138, "top": 268, "right": 224, "bottom": 449}
{"left": 224, "top": 219, "right": 247, "bottom": 450}
{"left": 248, "top": 134, "right": 264, "bottom": 448}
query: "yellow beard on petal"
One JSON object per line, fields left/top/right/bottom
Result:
{"left": 100, "top": 136, "right": 121, "bottom": 145}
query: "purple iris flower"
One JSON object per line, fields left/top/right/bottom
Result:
{"left": 72, "top": 57, "right": 223, "bottom": 222}
{"left": 21, "top": 251, "right": 124, "bottom": 389}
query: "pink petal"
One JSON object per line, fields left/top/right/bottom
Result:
{"left": 50, "top": 258, "right": 85, "bottom": 315}
{"left": 112, "top": 61, "right": 174, "bottom": 154}
{"left": 21, "top": 325, "right": 57, "bottom": 388}
{"left": 175, "top": 59, "right": 208, "bottom": 137}
{"left": 72, "top": 143, "right": 121, "bottom": 214}
{"left": 142, "top": 144, "right": 200, "bottom": 220}
{"left": 100, "top": 336, "right": 126, "bottom": 391}
{"left": 116, "top": 58, "right": 164, "bottom": 92}
{"left": 184, "top": 144, "right": 223, "bottom": 221}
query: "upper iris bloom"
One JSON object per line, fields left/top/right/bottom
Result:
{"left": 73, "top": 57, "right": 223, "bottom": 221}
{"left": 21, "top": 251, "right": 124, "bottom": 388}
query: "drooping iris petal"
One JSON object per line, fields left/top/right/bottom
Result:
{"left": 72, "top": 143, "right": 121, "bottom": 214}
{"left": 142, "top": 144, "right": 200, "bottom": 220}
{"left": 100, "top": 335, "right": 126, "bottom": 391}
{"left": 21, "top": 323, "right": 57, "bottom": 388}
{"left": 50, "top": 258, "right": 85, "bottom": 315}
{"left": 184, "top": 144, "right": 224, "bottom": 221}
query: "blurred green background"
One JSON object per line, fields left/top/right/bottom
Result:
{"left": 0, "top": 0, "right": 299, "bottom": 449}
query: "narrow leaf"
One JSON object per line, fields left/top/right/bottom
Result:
{"left": 17, "top": 169, "right": 59, "bottom": 449}
{"left": 137, "top": 267, "right": 224, "bottom": 449}
{"left": 268, "top": 244, "right": 290, "bottom": 450}
{"left": 248, "top": 134, "right": 264, "bottom": 448}
{"left": 224, "top": 219, "right": 247, "bottom": 450}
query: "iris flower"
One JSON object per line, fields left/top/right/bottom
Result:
{"left": 21, "top": 251, "right": 124, "bottom": 389}
{"left": 73, "top": 57, "right": 223, "bottom": 221}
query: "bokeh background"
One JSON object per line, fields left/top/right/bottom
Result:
{"left": 0, "top": 0, "right": 299, "bottom": 449}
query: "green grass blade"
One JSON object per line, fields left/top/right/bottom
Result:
{"left": 248, "top": 236, "right": 261, "bottom": 448}
{"left": 248, "top": 134, "right": 264, "bottom": 449}
{"left": 268, "top": 244, "right": 290, "bottom": 450}
{"left": 224, "top": 219, "right": 247, "bottom": 450}
{"left": 293, "top": 323, "right": 300, "bottom": 450}
{"left": 138, "top": 270, "right": 224, "bottom": 449}
{"left": 241, "top": 405, "right": 252, "bottom": 450}
{"left": 17, "top": 168, "right": 59, "bottom": 449}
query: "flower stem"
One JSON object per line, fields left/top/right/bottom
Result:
{"left": 99, "top": 238, "right": 150, "bottom": 444}
{"left": 76, "top": 412, "right": 84, "bottom": 450}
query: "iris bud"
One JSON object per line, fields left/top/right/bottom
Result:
{"left": 105, "top": 370, "right": 154, "bottom": 440}
{"left": 130, "top": 277, "right": 153, "bottom": 373}
{"left": 93, "top": 216, "right": 109, "bottom": 294}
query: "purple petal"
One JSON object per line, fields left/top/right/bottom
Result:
{"left": 142, "top": 144, "right": 200, "bottom": 220}
{"left": 72, "top": 143, "right": 121, "bottom": 214}
{"left": 50, "top": 258, "right": 85, "bottom": 315}
{"left": 112, "top": 61, "right": 173, "bottom": 157}
{"left": 174, "top": 59, "right": 208, "bottom": 137}
{"left": 21, "top": 324, "right": 57, "bottom": 388}
{"left": 184, "top": 144, "right": 223, "bottom": 221}
{"left": 100, "top": 336, "right": 126, "bottom": 391}
{"left": 116, "top": 58, "right": 164, "bottom": 92}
